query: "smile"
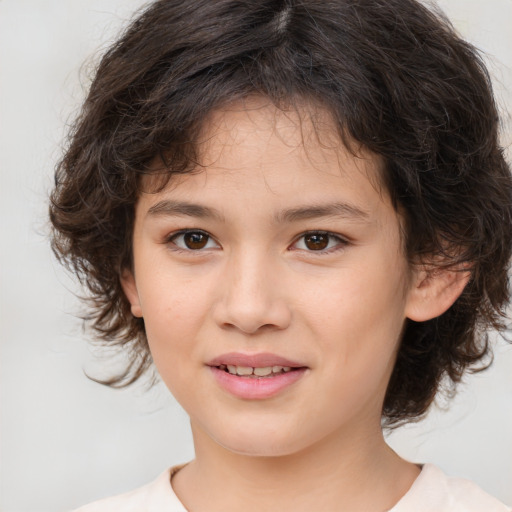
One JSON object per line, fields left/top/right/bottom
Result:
{"left": 207, "top": 353, "right": 308, "bottom": 399}
{"left": 218, "top": 364, "right": 293, "bottom": 377}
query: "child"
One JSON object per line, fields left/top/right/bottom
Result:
{"left": 50, "top": 0, "right": 512, "bottom": 510}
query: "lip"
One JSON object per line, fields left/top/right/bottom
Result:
{"left": 206, "top": 352, "right": 305, "bottom": 368}
{"left": 207, "top": 352, "right": 308, "bottom": 400}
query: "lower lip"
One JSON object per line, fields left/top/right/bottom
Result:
{"left": 209, "top": 367, "right": 307, "bottom": 400}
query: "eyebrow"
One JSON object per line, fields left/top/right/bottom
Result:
{"left": 274, "top": 202, "right": 370, "bottom": 223}
{"left": 146, "top": 199, "right": 370, "bottom": 223}
{"left": 147, "top": 200, "right": 225, "bottom": 221}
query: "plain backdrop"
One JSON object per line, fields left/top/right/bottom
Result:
{"left": 0, "top": 1, "right": 511, "bottom": 511}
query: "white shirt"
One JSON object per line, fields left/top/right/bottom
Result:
{"left": 72, "top": 463, "right": 511, "bottom": 511}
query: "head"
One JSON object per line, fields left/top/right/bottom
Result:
{"left": 50, "top": 0, "right": 512, "bottom": 429}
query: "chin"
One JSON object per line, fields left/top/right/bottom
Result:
{"left": 209, "top": 422, "right": 314, "bottom": 458}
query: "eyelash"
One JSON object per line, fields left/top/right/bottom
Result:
{"left": 290, "top": 231, "right": 349, "bottom": 254}
{"left": 164, "top": 229, "right": 349, "bottom": 254}
{"left": 164, "top": 229, "right": 219, "bottom": 253}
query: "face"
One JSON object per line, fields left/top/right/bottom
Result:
{"left": 123, "top": 98, "right": 421, "bottom": 457}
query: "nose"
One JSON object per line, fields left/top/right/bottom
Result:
{"left": 212, "top": 250, "right": 292, "bottom": 334}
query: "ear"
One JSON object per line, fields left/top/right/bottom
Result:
{"left": 405, "top": 264, "right": 471, "bottom": 322}
{"left": 120, "top": 269, "right": 143, "bottom": 318}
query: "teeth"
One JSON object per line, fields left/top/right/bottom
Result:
{"left": 236, "top": 366, "right": 253, "bottom": 376}
{"left": 253, "top": 367, "right": 273, "bottom": 376}
{"left": 222, "top": 365, "right": 294, "bottom": 376}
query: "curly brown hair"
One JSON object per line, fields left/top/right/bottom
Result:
{"left": 49, "top": 0, "right": 512, "bottom": 426}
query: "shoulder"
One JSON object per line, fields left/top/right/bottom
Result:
{"left": 71, "top": 466, "right": 187, "bottom": 512}
{"left": 392, "top": 464, "right": 511, "bottom": 512}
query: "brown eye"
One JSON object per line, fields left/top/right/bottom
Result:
{"left": 169, "top": 231, "right": 218, "bottom": 251}
{"left": 303, "top": 233, "right": 329, "bottom": 251}
{"left": 183, "top": 232, "right": 209, "bottom": 249}
{"left": 292, "top": 231, "right": 347, "bottom": 253}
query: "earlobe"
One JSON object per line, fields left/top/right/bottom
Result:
{"left": 405, "top": 265, "right": 471, "bottom": 322}
{"left": 120, "top": 269, "right": 143, "bottom": 318}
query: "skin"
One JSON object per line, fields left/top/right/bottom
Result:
{"left": 122, "top": 97, "right": 468, "bottom": 512}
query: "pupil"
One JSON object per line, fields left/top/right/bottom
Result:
{"left": 305, "top": 233, "right": 328, "bottom": 250}
{"left": 184, "top": 232, "right": 208, "bottom": 249}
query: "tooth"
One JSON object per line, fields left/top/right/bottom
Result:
{"left": 236, "top": 366, "right": 254, "bottom": 376}
{"left": 227, "top": 365, "right": 237, "bottom": 375}
{"left": 272, "top": 366, "right": 283, "bottom": 373}
{"left": 283, "top": 367, "right": 292, "bottom": 372}
{"left": 254, "top": 367, "right": 273, "bottom": 376}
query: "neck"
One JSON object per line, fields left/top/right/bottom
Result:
{"left": 172, "top": 419, "right": 420, "bottom": 512}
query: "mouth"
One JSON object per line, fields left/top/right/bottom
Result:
{"left": 206, "top": 352, "right": 307, "bottom": 374}
{"left": 214, "top": 364, "right": 302, "bottom": 378}
{"left": 207, "top": 352, "right": 308, "bottom": 399}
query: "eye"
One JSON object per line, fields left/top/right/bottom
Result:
{"left": 292, "top": 231, "right": 347, "bottom": 252}
{"left": 168, "top": 230, "right": 219, "bottom": 251}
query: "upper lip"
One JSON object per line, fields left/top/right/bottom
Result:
{"left": 207, "top": 352, "right": 306, "bottom": 368}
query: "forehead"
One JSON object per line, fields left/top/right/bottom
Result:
{"left": 201, "top": 97, "right": 380, "bottom": 176}
{"left": 201, "top": 97, "right": 338, "bottom": 154}
{"left": 149, "top": 96, "right": 388, "bottom": 200}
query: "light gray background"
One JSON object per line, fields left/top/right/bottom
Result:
{"left": 1, "top": 1, "right": 511, "bottom": 511}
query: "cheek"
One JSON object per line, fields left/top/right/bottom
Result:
{"left": 302, "top": 262, "right": 408, "bottom": 380}
{"left": 303, "top": 280, "right": 405, "bottom": 429}
{"left": 138, "top": 275, "right": 211, "bottom": 379}
{"left": 139, "top": 263, "right": 211, "bottom": 327}
{"left": 304, "top": 263, "right": 407, "bottom": 333}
